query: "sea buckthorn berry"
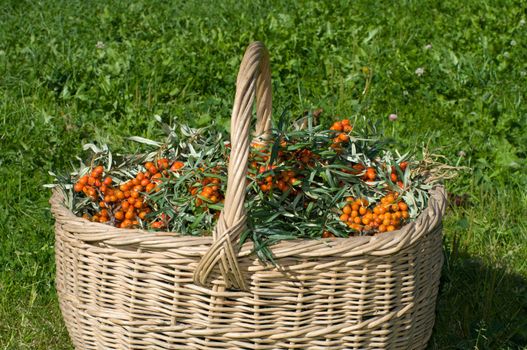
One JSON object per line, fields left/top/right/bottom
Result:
{"left": 398, "top": 202, "right": 408, "bottom": 211}
{"left": 402, "top": 211, "right": 410, "bottom": 219}
{"left": 151, "top": 221, "right": 165, "bottom": 229}
{"left": 391, "top": 204, "right": 399, "bottom": 212}
{"left": 74, "top": 183, "right": 84, "bottom": 192}
{"left": 157, "top": 158, "right": 169, "bottom": 169}
{"left": 115, "top": 211, "right": 124, "bottom": 221}
{"left": 340, "top": 214, "right": 349, "bottom": 222}
{"left": 387, "top": 225, "right": 396, "bottom": 232}
{"left": 342, "top": 205, "right": 352, "bottom": 215}
{"left": 103, "top": 177, "right": 112, "bottom": 186}
{"left": 390, "top": 173, "right": 398, "bottom": 182}
{"left": 359, "top": 207, "right": 367, "bottom": 215}
{"left": 351, "top": 210, "right": 359, "bottom": 218}
{"left": 362, "top": 217, "right": 371, "bottom": 225}
{"left": 148, "top": 166, "right": 158, "bottom": 175}
{"left": 365, "top": 168, "right": 376, "bottom": 181}
{"left": 322, "top": 231, "right": 335, "bottom": 238}
{"left": 79, "top": 175, "right": 89, "bottom": 185}
{"left": 338, "top": 133, "right": 349, "bottom": 142}
{"left": 170, "top": 161, "right": 185, "bottom": 171}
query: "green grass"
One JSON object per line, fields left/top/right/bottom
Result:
{"left": 1, "top": 0, "right": 526, "bottom": 349}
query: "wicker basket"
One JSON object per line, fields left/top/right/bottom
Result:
{"left": 51, "top": 42, "right": 446, "bottom": 350}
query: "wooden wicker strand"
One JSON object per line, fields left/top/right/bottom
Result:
{"left": 193, "top": 41, "right": 272, "bottom": 290}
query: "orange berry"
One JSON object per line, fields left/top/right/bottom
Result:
{"left": 342, "top": 205, "right": 352, "bottom": 215}
{"left": 351, "top": 210, "right": 359, "bottom": 218}
{"left": 365, "top": 168, "right": 376, "bottom": 181}
{"left": 402, "top": 211, "right": 410, "bottom": 219}
{"left": 338, "top": 133, "right": 349, "bottom": 142}
{"left": 359, "top": 207, "right": 367, "bottom": 215}
{"left": 78, "top": 175, "right": 89, "bottom": 185}
{"left": 74, "top": 183, "right": 84, "bottom": 192}
{"left": 353, "top": 217, "right": 362, "bottom": 224}
{"left": 379, "top": 225, "right": 387, "bottom": 232}
{"left": 387, "top": 225, "right": 396, "bottom": 232}
{"left": 322, "top": 231, "right": 335, "bottom": 238}
{"left": 398, "top": 202, "right": 408, "bottom": 211}
{"left": 115, "top": 211, "right": 124, "bottom": 221}
{"left": 149, "top": 166, "right": 158, "bottom": 175}
{"left": 151, "top": 221, "right": 164, "bottom": 229}
{"left": 391, "top": 204, "right": 399, "bottom": 212}
{"left": 157, "top": 158, "right": 169, "bottom": 169}
{"left": 340, "top": 213, "right": 350, "bottom": 222}
{"left": 170, "top": 161, "right": 185, "bottom": 171}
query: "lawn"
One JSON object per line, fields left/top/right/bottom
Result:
{"left": 1, "top": 0, "right": 526, "bottom": 349}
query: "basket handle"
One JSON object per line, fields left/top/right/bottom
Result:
{"left": 193, "top": 42, "right": 272, "bottom": 290}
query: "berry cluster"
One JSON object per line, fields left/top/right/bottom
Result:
{"left": 74, "top": 158, "right": 182, "bottom": 229}
{"left": 191, "top": 174, "right": 224, "bottom": 208}
{"left": 338, "top": 193, "right": 410, "bottom": 234}
{"left": 330, "top": 119, "right": 352, "bottom": 149}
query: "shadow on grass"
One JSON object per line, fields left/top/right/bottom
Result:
{"left": 428, "top": 239, "right": 527, "bottom": 350}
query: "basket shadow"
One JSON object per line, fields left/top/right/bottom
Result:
{"left": 428, "top": 243, "right": 527, "bottom": 349}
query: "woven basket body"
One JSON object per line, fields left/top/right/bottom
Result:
{"left": 51, "top": 42, "right": 446, "bottom": 350}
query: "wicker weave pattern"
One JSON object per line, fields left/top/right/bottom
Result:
{"left": 51, "top": 42, "right": 446, "bottom": 350}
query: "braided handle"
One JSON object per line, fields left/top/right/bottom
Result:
{"left": 193, "top": 42, "right": 272, "bottom": 290}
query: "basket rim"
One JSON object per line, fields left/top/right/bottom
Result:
{"left": 50, "top": 186, "right": 445, "bottom": 258}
